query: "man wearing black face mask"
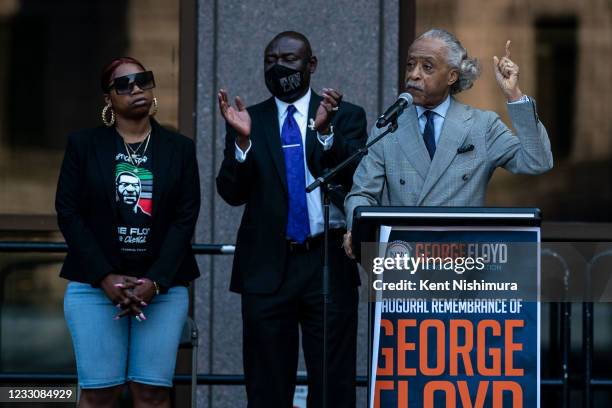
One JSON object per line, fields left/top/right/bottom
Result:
{"left": 216, "top": 31, "right": 367, "bottom": 407}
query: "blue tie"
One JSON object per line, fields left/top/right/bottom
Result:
{"left": 423, "top": 110, "right": 436, "bottom": 159}
{"left": 281, "top": 105, "right": 310, "bottom": 243}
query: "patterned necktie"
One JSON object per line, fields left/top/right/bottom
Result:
{"left": 423, "top": 110, "right": 436, "bottom": 159}
{"left": 281, "top": 105, "right": 310, "bottom": 243}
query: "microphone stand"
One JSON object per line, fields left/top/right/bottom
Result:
{"left": 305, "top": 118, "right": 399, "bottom": 408}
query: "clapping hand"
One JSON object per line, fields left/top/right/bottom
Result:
{"left": 314, "top": 88, "right": 343, "bottom": 134}
{"left": 218, "top": 89, "right": 251, "bottom": 151}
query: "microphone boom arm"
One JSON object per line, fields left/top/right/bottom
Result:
{"left": 305, "top": 120, "right": 399, "bottom": 193}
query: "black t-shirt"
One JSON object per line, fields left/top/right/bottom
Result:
{"left": 114, "top": 131, "right": 154, "bottom": 275}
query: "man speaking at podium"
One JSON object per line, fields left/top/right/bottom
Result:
{"left": 343, "top": 29, "right": 553, "bottom": 255}
{"left": 216, "top": 31, "right": 367, "bottom": 407}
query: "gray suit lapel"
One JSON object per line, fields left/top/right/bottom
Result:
{"left": 417, "top": 98, "right": 471, "bottom": 204}
{"left": 393, "top": 106, "right": 431, "bottom": 181}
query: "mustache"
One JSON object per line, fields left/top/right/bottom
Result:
{"left": 404, "top": 82, "right": 424, "bottom": 92}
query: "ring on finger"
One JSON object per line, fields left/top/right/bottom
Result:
{"left": 331, "top": 106, "right": 339, "bottom": 111}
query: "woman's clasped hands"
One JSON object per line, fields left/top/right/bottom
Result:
{"left": 100, "top": 274, "right": 157, "bottom": 321}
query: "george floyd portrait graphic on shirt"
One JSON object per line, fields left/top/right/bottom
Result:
{"left": 114, "top": 134, "right": 154, "bottom": 258}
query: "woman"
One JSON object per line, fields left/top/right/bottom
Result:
{"left": 56, "top": 57, "right": 200, "bottom": 407}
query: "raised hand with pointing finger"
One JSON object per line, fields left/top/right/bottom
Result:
{"left": 493, "top": 40, "right": 523, "bottom": 102}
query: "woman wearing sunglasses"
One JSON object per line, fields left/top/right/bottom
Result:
{"left": 56, "top": 57, "right": 200, "bottom": 407}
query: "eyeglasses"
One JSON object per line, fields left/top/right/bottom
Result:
{"left": 108, "top": 71, "right": 155, "bottom": 95}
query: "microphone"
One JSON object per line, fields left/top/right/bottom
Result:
{"left": 375, "top": 93, "right": 413, "bottom": 128}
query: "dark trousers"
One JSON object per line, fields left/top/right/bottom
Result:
{"left": 241, "top": 231, "right": 358, "bottom": 408}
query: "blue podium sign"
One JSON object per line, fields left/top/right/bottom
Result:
{"left": 368, "top": 226, "right": 540, "bottom": 408}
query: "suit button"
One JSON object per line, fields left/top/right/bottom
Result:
{"left": 462, "top": 174, "right": 469, "bottom": 181}
{"left": 399, "top": 179, "right": 405, "bottom": 185}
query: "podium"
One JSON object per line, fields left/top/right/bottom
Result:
{"left": 352, "top": 207, "right": 541, "bottom": 408}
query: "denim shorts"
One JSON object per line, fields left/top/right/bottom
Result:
{"left": 64, "top": 281, "right": 188, "bottom": 389}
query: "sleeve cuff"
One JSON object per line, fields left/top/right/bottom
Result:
{"left": 234, "top": 140, "right": 252, "bottom": 162}
{"left": 507, "top": 95, "right": 530, "bottom": 105}
{"left": 317, "top": 132, "right": 334, "bottom": 151}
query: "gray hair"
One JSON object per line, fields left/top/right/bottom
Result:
{"left": 417, "top": 29, "right": 481, "bottom": 94}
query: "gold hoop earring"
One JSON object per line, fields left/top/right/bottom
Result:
{"left": 150, "top": 97, "right": 158, "bottom": 116}
{"left": 102, "top": 104, "right": 115, "bottom": 127}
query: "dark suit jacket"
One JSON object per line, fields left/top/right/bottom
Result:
{"left": 216, "top": 92, "right": 367, "bottom": 294}
{"left": 55, "top": 119, "right": 201, "bottom": 289}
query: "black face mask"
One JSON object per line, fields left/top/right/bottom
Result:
{"left": 264, "top": 64, "right": 309, "bottom": 102}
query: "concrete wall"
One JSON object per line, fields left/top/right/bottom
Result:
{"left": 193, "top": 1, "right": 399, "bottom": 406}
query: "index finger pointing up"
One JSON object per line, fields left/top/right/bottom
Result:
{"left": 505, "top": 40, "right": 511, "bottom": 59}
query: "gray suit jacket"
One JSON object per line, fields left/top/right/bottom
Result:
{"left": 345, "top": 96, "right": 553, "bottom": 229}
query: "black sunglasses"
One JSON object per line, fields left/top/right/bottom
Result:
{"left": 108, "top": 71, "right": 155, "bottom": 95}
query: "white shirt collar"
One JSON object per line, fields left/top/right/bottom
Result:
{"left": 275, "top": 88, "right": 311, "bottom": 118}
{"left": 415, "top": 94, "right": 451, "bottom": 119}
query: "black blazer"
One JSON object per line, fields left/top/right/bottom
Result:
{"left": 55, "top": 119, "right": 201, "bottom": 289}
{"left": 216, "top": 92, "right": 367, "bottom": 294}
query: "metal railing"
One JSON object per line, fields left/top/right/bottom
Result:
{"left": 0, "top": 240, "right": 612, "bottom": 407}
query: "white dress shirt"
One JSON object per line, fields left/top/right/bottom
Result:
{"left": 415, "top": 94, "right": 451, "bottom": 144}
{"left": 234, "top": 89, "right": 345, "bottom": 236}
